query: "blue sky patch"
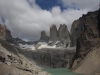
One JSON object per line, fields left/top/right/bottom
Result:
{"left": 35, "top": 0, "right": 66, "bottom": 11}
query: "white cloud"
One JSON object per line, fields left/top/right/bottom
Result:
{"left": 0, "top": 0, "right": 98, "bottom": 41}
{"left": 61, "top": 0, "right": 100, "bottom": 11}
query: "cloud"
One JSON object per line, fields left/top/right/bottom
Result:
{"left": 61, "top": 0, "right": 100, "bottom": 10}
{"left": 0, "top": 0, "right": 98, "bottom": 41}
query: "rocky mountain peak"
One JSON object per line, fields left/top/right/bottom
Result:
{"left": 58, "top": 24, "right": 70, "bottom": 47}
{"left": 49, "top": 24, "right": 58, "bottom": 42}
{"left": 0, "top": 24, "right": 12, "bottom": 40}
{"left": 40, "top": 31, "right": 49, "bottom": 42}
{"left": 0, "top": 24, "right": 6, "bottom": 39}
{"left": 51, "top": 24, "right": 57, "bottom": 28}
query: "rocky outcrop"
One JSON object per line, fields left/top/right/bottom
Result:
{"left": 58, "top": 24, "right": 70, "bottom": 47}
{"left": 0, "top": 24, "right": 13, "bottom": 41}
{"left": 22, "top": 48, "right": 76, "bottom": 68}
{"left": 48, "top": 24, "right": 71, "bottom": 47}
{"left": 0, "top": 24, "right": 35, "bottom": 46}
{"left": 39, "top": 31, "right": 49, "bottom": 42}
{"left": 0, "top": 24, "right": 6, "bottom": 39}
{"left": 71, "top": 9, "right": 100, "bottom": 75}
{"left": 0, "top": 38, "right": 51, "bottom": 75}
{"left": 97, "top": 9, "right": 100, "bottom": 32}
{"left": 70, "top": 20, "right": 84, "bottom": 47}
{"left": 49, "top": 25, "right": 58, "bottom": 45}
{"left": 13, "top": 37, "right": 31, "bottom": 44}
{"left": 5, "top": 28, "right": 13, "bottom": 40}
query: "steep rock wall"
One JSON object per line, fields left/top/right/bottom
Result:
{"left": 71, "top": 9, "right": 100, "bottom": 75}
{"left": 70, "top": 19, "right": 84, "bottom": 47}
{"left": 18, "top": 48, "right": 76, "bottom": 68}
{"left": 58, "top": 24, "right": 70, "bottom": 47}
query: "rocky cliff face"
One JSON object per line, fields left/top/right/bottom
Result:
{"left": 70, "top": 19, "right": 84, "bottom": 47}
{"left": 0, "top": 24, "right": 35, "bottom": 48}
{"left": 0, "top": 24, "right": 6, "bottom": 39}
{"left": 49, "top": 25, "right": 58, "bottom": 45}
{"left": 21, "top": 48, "right": 76, "bottom": 68}
{"left": 48, "top": 24, "right": 71, "bottom": 47}
{"left": 58, "top": 24, "right": 70, "bottom": 47}
{"left": 71, "top": 9, "right": 100, "bottom": 75}
{"left": 97, "top": 9, "right": 100, "bottom": 32}
{"left": 0, "top": 24, "right": 12, "bottom": 40}
{"left": 39, "top": 31, "right": 49, "bottom": 42}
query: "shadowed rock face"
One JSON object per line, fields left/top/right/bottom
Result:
{"left": 75, "top": 11, "right": 99, "bottom": 60}
{"left": 0, "top": 24, "right": 12, "bottom": 40}
{"left": 49, "top": 25, "right": 58, "bottom": 45}
{"left": 71, "top": 9, "right": 100, "bottom": 70}
{"left": 48, "top": 24, "right": 71, "bottom": 47}
{"left": 40, "top": 31, "right": 49, "bottom": 42}
{"left": 0, "top": 24, "right": 6, "bottom": 39}
{"left": 97, "top": 9, "right": 100, "bottom": 33}
{"left": 50, "top": 25, "right": 58, "bottom": 41}
{"left": 5, "top": 29, "right": 13, "bottom": 40}
{"left": 21, "top": 48, "right": 76, "bottom": 68}
{"left": 70, "top": 20, "right": 84, "bottom": 47}
{"left": 58, "top": 24, "right": 70, "bottom": 47}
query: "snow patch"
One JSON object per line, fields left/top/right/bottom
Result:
{"left": 55, "top": 41, "right": 60, "bottom": 44}
{"left": 19, "top": 44, "right": 35, "bottom": 50}
{"left": 37, "top": 42, "right": 56, "bottom": 49}
{"left": 48, "top": 41, "right": 52, "bottom": 44}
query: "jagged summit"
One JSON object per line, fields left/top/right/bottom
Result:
{"left": 39, "top": 31, "right": 49, "bottom": 42}
{"left": 58, "top": 24, "right": 70, "bottom": 47}
{"left": 38, "top": 24, "right": 71, "bottom": 48}
{"left": 50, "top": 24, "right": 58, "bottom": 41}
{"left": 0, "top": 24, "right": 12, "bottom": 40}
{"left": 50, "top": 24, "right": 57, "bottom": 28}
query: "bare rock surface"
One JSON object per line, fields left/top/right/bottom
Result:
{"left": 40, "top": 31, "right": 49, "bottom": 42}
{"left": 72, "top": 47, "right": 100, "bottom": 75}
{"left": 72, "top": 9, "right": 100, "bottom": 68}
{"left": 70, "top": 19, "right": 84, "bottom": 47}
{"left": 32, "top": 48, "right": 76, "bottom": 68}
{"left": 71, "top": 9, "right": 100, "bottom": 75}
{"left": 0, "top": 39, "right": 51, "bottom": 75}
{"left": 58, "top": 24, "right": 70, "bottom": 47}
{"left": 49, "top": 25, "right": 58, "bottom": 45}
{"left": 0, "top": 24, "right": 12, "bottom": 40}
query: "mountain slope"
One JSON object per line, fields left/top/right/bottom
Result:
{"left": 71, "top": 9, "right": 100, "bottom": 75}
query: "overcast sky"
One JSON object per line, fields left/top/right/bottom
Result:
{"left": 0, "top": 0, "right": 99, "bottom": 41}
